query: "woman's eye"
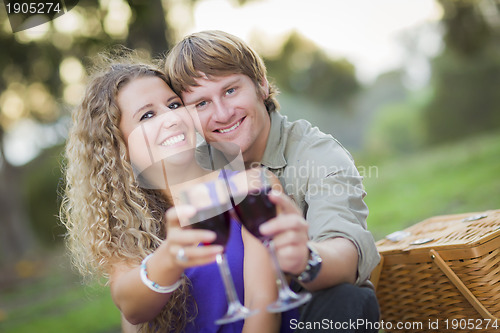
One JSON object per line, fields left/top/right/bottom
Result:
{"left": 140, "top": 111, "right": 155, "bottom": 121}
{"left": 226, "top": 88, "right": 236, "bottom": 95}
{"left": 168, "top": 102, "right": 182, "bottom": 110}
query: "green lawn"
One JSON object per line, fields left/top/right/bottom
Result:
{"left": 0, "top": 252, "right": 122, "bottom": 333}
{"left": 362, "top": 132, "right": 500, "bottom": 240}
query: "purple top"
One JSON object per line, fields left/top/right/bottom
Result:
{"left": 183, "top": 218, "right": 245, "bottom": 333}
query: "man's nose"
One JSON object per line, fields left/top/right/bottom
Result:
{"left": 212, "top": 99, "right": 234, "bottom": 123}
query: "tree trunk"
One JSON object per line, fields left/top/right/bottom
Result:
{"left": 126, "top": 0, "right": 170, "bottom": 57}
{"left": 0, "top": 130, "right": 38, "bottom": 267}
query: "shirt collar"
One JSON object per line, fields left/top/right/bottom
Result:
{"left": 261, "top": 111, "right": 287, "bottom": 169}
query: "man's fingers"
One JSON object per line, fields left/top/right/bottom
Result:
{"left": 268, "top": 190, "right": 301, "bottom": 215}
{"left": 259, "top": 213, "right": 308, "bottom": 237}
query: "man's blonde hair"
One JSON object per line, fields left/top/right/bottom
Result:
{"left": 165, "top": 30, "right": 279, "bottom": 113}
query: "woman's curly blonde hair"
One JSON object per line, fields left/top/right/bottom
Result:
{"left": 60, "top": 51, "right": 195, "bottom": 332}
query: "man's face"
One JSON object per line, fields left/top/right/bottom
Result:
{"left": 181, "top": 73, "right": 271, "bottom": 164}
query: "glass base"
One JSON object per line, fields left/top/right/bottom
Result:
{"left": 266, "top": 291, "right": 312, "bottom": 313}
{"left": 215, "top": 303, "right": 259, "bottom": 325}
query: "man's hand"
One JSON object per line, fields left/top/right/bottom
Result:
{"left": 259, "top": 191, "right": 359, "bottom": 291}
{"left": 259, "top": 191, "right": 310, "bottom": 275}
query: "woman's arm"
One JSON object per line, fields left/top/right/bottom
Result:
{"left": 241, "top": 227, "right": 281, "bottom": 333}
{"left": 108, "top": 244, "right": 182, "bottom": 325}
{"left": 109, "top": 206, "right": 223, "bottom": 325}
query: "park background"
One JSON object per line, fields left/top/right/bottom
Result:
{"left": 0, "top": 0, "right": 499, "bottom": 331}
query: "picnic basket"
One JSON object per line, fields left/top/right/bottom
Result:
{"left": 371, "top": 209, "right": 500, "bottom": 332}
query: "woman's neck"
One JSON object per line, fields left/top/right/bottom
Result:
{"left": 162, "top": 163, "right": 219, "bottom": 204}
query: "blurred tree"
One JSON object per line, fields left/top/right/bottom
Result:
{"left": 265, "top": 31, "right": 360, "bottom": 110}
{"left": 423, "top": 0, "right": 500, "bottom": 144}
{"left": 0, "top": 0, "right": 169, "bottom": 266}
{"left": 0, "top": 0, "right": 256, "bottom": 267}
{"left": 126, "top": 0, "right": 170, "bottom": 56}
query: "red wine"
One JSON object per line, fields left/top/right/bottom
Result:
{"left": 234, "top": 187, "right": 276, "bottom": 241}
{"left": 190, "top": 207, "right": 231, "bottom": 246}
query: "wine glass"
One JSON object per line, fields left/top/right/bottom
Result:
{"left": 229, "top": 167, "right": 312, "bottom": 313}
{"left": 179, "top": 178, "right": 258, "bottom": 325}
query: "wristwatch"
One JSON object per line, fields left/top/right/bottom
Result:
{"left": 296, "top": 243, "right": 323, "bottom": 283}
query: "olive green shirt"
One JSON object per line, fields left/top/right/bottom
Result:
{"left": 261, "top": 111, "right": 380, "bottom": 285}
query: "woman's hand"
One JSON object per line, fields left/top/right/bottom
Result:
{"left": 162, "top": 205, "right": 223, "bottom": 268}
{"left": 109, "top": 205, "right": 224, "bottom": 325}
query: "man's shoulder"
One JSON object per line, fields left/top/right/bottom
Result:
{"left": 277, "top": 113, "right": 352, "bottom": 161}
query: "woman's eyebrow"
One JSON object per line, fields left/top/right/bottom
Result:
{"left": 133, "top": 103, "right": 153, "bottom": 118}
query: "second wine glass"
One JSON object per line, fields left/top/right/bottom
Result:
{"left": 229, "top": 167, "right": 312, "bottom": 313}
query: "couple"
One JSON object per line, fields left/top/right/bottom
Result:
{"left": 61, "top": 30, "right": 380, "bottom": 332}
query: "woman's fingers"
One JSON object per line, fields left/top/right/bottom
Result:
{"left": 169, "top": 244, "right": 224, "bottom": 267}
{"left": 167, "top": 227, "right": 216, "bottom": 245}
{"left": 165, "top": 206, "right": 223, "bottom": 267}
{"left": 166, "top": 205, "right": 195, "bottom": 229}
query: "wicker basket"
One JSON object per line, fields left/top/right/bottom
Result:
{"left": 371, "top": 210, "right": 500, "bottom": 332}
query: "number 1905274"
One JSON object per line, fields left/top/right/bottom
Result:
{"left": 5, "top": 2, "right": 62, "bottom": 14}
{"left": 444, "top": 318, "right": 499, "bottom": 330}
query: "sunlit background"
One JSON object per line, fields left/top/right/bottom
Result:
{"left": 1, "top": 0, "right": 499, "bottom": 331}
{"left": 3, "top": 0, "right": 444, "bottom": 165}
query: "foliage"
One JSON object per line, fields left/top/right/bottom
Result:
{"left": 423, "top": 47, "right": 500, "bottom": 144}
{"left": 21, "top": 144, "right": 65, "bottom": 247}
{"left": 0, "top": 0, "right": 170, "bottom": 263}
{"left": 362, "top": 132, "right": 500, "bottom": 241}
{"left": 265, "top": 31, "right": 360, "bottom": 109}
{"left": 364, "top": 87, "right": 430, "bottom": 161}
{"left": 423, "top": 0, "right": 500, "bottom": 145}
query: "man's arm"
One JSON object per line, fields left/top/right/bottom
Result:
{"left": 261, "top": 191, "right": 358, "bottom": 291}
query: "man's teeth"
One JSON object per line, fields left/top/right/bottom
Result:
{"left": 161, "top": 134, "right": 185, "bottom": 146}
{"left": 218, "top": 120, "right": 241, "bottom": 133}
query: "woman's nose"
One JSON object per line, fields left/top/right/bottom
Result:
{"left": 159, "top": 110, "right": 182, "bottom": 129}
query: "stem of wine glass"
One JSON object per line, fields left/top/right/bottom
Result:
{"left": 266, "top": 240, "right": 301, "bottom": 301}
{"left": 215, "top": 253, "right": 258, "bottom": 325}
{"left": 216, "top": 253, "right": 241, "bottom": 307}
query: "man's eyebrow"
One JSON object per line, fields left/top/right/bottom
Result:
{"left": 222, "top": 77, "right": 241, "bottom": 91}
{"left": 182, "top": 77, "right": 242, "bottom": 106}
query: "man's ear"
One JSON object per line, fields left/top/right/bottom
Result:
{"left": 259, "top": 78, "right": 269, "bottom": 99}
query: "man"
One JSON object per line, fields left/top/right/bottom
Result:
{"left": 165, "top": 30, "right": 380, "bottom": 332}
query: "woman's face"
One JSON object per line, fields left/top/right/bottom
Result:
{"left": 118, "top": 76, "right": 197, "bottom": 184}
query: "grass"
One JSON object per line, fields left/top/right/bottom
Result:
{"left": 361, "top": 132, "right": 500, "bottom": 240}
{"left": 0, "top": 251, "right": 122, "bottom": 333}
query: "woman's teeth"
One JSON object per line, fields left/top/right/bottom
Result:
{"left": 161, "top": 134, "right": 185, "bottom": 146}
{"left": 218, "top": 120, "right": 241, "bottom": 133}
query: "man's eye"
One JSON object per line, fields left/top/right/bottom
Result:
{"left": 196, "top": 101, "right": 207, "bottom": 109}
{"left": 140, "top": 111, "right": 154, "bottom": 121}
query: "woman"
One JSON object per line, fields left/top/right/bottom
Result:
{"left": 60, "top": 54, "right": 281, "bottom": 332}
